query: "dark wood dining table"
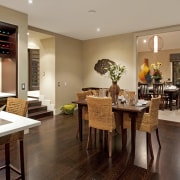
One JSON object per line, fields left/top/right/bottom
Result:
{"left": 164, "top": 88, "right": 179, "bottom": 110}
{"left": 72, "top": 99, "right": 149, "bottom": 155}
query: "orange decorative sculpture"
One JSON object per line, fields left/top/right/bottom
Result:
{"left": 138, "top": 58, "right": 152, "bottom": 83}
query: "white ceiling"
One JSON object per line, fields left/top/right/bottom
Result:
{"left": 1, "top": 0, "right": 180, "bottom": 40}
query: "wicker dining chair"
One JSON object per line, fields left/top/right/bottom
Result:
{"left": 123, "top": 96, "right": 161, "bottom": 159}
{"left": 6, "top": 97, "right": 28, "bottom": 116}
{"left": 76, "top": 91, "right": 93, "bottom": 121}
{"left": 76, "top": 91, "right": 93, "bottom": 139}
{"left": 0, "top": 97, "right": 28, "bottom": 180}
{"left": 86, "top": 96, "right": 116, "bottom": 157}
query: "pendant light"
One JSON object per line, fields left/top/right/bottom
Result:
{"left": 148, "top": 35, "right": 163, "bottom": 53}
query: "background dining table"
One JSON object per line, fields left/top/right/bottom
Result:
{"left": 164, "top": 88, "right": 179, "bottom": 110}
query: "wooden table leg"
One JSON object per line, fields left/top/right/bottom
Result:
{"left": 129, "top": 113, "right": 137, "bottom": 156}
{"left": 5, "top": 143, "right": 10, "bottom": 180}
{"left": 169, "top": 92, "right": 173, "bottom": 111}
{"left": 20, "top": 139, "right": 25, "bottom": 180}
{"left": 78, "top": 104, "right": 83, "bottom": 141}
{"left": 114, "top": 111, "right": 127, "bottom": 150}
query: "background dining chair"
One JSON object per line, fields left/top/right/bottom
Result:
{"left": 125, "top": 90, "right": 136, "bottom": 105}
{"left": 123, "top": 96, "right": 161, "bottom": 159}
{"left": 170, "top": 90, "right": 179, "bottom": 110}
{"left": 76, "top": 91, "right": 92, "bottom": 121}
{"left": 0, "top": 97, "right": 28, "bottom": 180}
{"left": 86, "top": 96, "right": 116, "bottom": 157}
{"left": 76, "top": 91, "right": 94, "bottom": 139}
{"left": 153, "top": 83, "right": 168, "bottom": 110}
{"left": 138, "top": 83, "right": 152, "bottom": 100}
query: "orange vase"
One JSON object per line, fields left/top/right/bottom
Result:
{"left": 139, "top": 58, "right": 151, "bottom": 83}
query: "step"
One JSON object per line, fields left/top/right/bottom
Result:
{"left": 28, "top": 105, "right": 47, "bottom": 114}
{"left": 28, "top": 100, "right": 41, "bottom": 107}
{"left": 28, "top": 110, "right": 53, "bottom": 120}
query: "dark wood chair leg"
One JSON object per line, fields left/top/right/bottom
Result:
{"left": 156, "top": 128, "right": 161, "bottom": 148}
{"left": 86, "top": 127, "right": 92, "bottom": 149}
{"left": 94, "top": 129, "right": 96, "bottom": 147}
{"left": 5, "top": 143, "right": 10, "bottom": 180}
{"left": 146, "top": 133, "right": 154, "bottom": 160}
{"left": 76, "top": 128, "right": 79, "bottom": 139}
{"left": 20, "top": 140, "right": 25, "bottom": 180}
{"left": 108, "top": 132, "right": 112, "bottom": 158}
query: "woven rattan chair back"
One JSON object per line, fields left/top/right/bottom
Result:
{"left": 148, "top": 96, "right": 161, "bottom": 123}
{"left": 119, "top": 89, "right": 124, "bottom": 96}
{"left": 6, "top": 97, "right": 28, "bottom": 117}
{"left": 123, "top": 95, "right": 161, "bottom": 160}
{"left": 76, "top": 91, "right": 92, "bottom": 100}
{"left": 87, "top": 96, "right": 115, "bottom": 131}
{"left": 86, "top": 96, "right": 116, "bottom": 157}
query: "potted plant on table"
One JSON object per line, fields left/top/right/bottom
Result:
{"left": 105, "top": 62, "right": 126, "bottom": 104}
{"left": 151, "top": 62, "right": 162, "bottom": 83}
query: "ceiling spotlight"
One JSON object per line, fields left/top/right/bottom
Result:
{"left": 28, "top": 0, "right": 33, "bottom": 4}
{"left": 143, "top": 39, "right": 147, "bottom": 43}
{"left": 96, "top": 28, "right": 100, "bottom": 32}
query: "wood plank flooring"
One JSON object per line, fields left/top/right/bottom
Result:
{"left": 0, "top": 111, "right": 180, "bottom": 180}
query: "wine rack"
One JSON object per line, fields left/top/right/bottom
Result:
{"left": 28, "top": 49, "right": 40, "bottom": 91}
{"left": 0, "top": 22, "right": 17, "bottom": 57}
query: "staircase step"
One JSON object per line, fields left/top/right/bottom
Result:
{"left": 28, "top": 100, "right": 41, "bottom": 107}
{"left": 28, "top": 110, "right": 53, "bottom": 120}
{"left": 28, "top": 105, "right": 47, "bottom": 114}
{"left": 28, "top": 99, "right": 53, "bottom": 120}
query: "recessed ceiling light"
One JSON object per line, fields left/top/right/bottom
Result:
{"left": 27, "top": 32, "right": 30, "bottom": 36}
{"left": 28, "top": 0, "right": 33, "bottom": 4}
{"left": 96, "top": 28, "right": 100, "bottom": 32}
{"left": 143, "top": 39, "right": 147, "bottom": 43}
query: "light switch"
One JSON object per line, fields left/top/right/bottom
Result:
{"left": 21, "top": 83, "right": 25, "bottom": 90}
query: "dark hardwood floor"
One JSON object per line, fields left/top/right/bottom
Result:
{"left": 0, "top": 111, "right": 180, "bottom": 180}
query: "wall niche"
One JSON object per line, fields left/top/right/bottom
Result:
{"left": 0, "top": 21, "right": 17, "bottom": 96}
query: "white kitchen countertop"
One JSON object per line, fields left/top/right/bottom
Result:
{"left": 0, "top": 92, "right": 16, "bottom": 98}
{"left": 0, "top": 111, "right": 41, "bottom": 137}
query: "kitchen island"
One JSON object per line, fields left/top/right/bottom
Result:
{"left": 0, "top": 111, "right": 41, "bottom": 180}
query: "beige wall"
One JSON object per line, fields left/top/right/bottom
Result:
{"left": 40, "top": 37, "right": 55, "bottom": 104}
{"left": 82, "top": 33, "right": 136, "bottom": 91}
{"left": 0, "top": 5, "right": 28, "bottom": 99}
{"left": 55, "top": 35, "right": 83, "bottom": 112}
{"left": 29, "top": 27, "right": 82, "bottom": 114}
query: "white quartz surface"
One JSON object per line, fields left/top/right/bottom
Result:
{"left": 0, "top": 111, "right": 41, "bottom": 137}
{"left": 0, "top": 92, "right": 16, "bottom": 98}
